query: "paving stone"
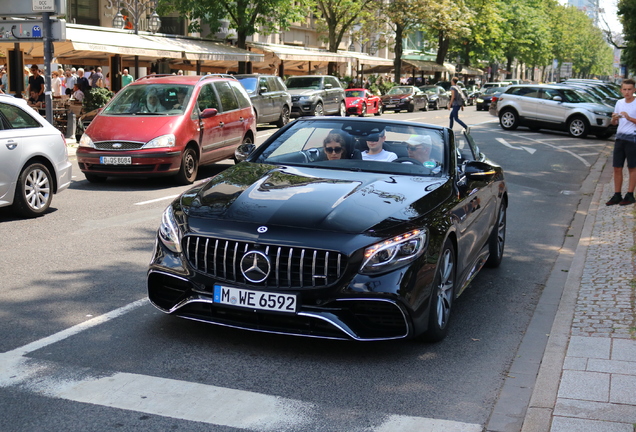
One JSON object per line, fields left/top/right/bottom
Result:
{"left": 551, "top": 416, "right": 634, "bottom": 432}
{"left": 610, "top": 374, "right": 636, "bottom": 404}
{"left": 563, "top": 356, "right": 587, "bottom": 371}
{"left": 612, "top": 339, "right": 636, "bottom": 362}
{"left": 557, "top": 370, "right": 610, "bottom": 402}
{"left": 567, "top": 336, "right": 611, "bottom": 359}
{"left": 554, "top": 398, "right": 636, "bottom": 424}
{"left": 587, "top": 358, "right": 636, "bottom": 375}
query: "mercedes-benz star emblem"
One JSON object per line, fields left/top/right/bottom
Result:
{"left": 240, "top": 251, "right": 271, "bottom": 283}
{"left": 257, "top": 226, "right": 268, "bottom": 233}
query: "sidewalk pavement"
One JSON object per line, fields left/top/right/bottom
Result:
{"left": 522, "top": 157, "right": 636, "bottom": 432}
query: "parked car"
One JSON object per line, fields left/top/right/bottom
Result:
{"left": 0, "top": 94, "right": 72, "bottom": 217}
{"left": 481, "top": 82, "right": 510, "bottom": 89}
{"left": 148, "top": 116, "right": 508, "bottom": 342}
{"left": 476, "top": 86, "right": 506, "bottom": 111}
{"left": 345, "top": 88, "right": 382, "bottom": 117}
{"left": 419, "top": 85, "right": 450, "bottom": 110}
{"left": 235, "top": 74, "right": 291, "bottom": 127}
{"left": 75, "top": 107, "right": 100, "bottom": 142}
{"left": 76, "top": 74, "right": 257, "bottom": 184}
{"left": 496, "top": 84, "right": 615, "bottom": 138}
{"left": 559, "top": 82, "right": 616, "bottom": 108}
{"left": 380, "top": 86, "right": 429, "bottom": 112}
{"left": 285, "top": 75, "right": 346, "bottom": 117}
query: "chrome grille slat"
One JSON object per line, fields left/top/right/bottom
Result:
{"left": 183, "top": 235, "right": 347, "bottom": 289}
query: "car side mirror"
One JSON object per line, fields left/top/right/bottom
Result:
{"left": 200, "top": 108, "right": 218, "bottom": 119}
{"left": 464, "top": 161, "right": 496, "bottom": 181}
{"left": 260, "top": 86, "right": 268, "bottom": 93}
{"left": 324, "top": 83, "right": 333, "bottom": 89}
{"left": 235, "top": 143, "right": 256, "bottom": 162}
{"left": 552, "top": 96, "right": 562, "bottom": 102}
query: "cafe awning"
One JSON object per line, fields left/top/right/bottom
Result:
{"left": 346, "top": 52, "right": 394, "bottom": 66}
{"left": 0, "top": 23, "right": 262, "bottom": 65}
{"left": 248, "top": 41, "right": 351, "bottom": 63}
{"left": 403, "top": 60, "right": 453, "bottom": 73}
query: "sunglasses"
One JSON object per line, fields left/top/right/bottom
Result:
{"left": 407, "top": 145, "right": 424, "bottom": 151}
{"left": 325, "top": 146, "right": 343, "bottom": 154}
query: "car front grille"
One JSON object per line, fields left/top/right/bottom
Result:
{"left": 291, "top": 96, "right": 301, "bottom": 102}
{"left": 184, "top": 236, "right": 347, "bottom": 289}
{"left": 94, "top": 141, "right": 145, "bottom": 150}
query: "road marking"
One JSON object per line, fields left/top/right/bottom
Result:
{"left": 496, "top": 138, "right": 536, "bottom": 154}
{"left": 499, "top": 132, "right": 591, "bottom": 167}
{"left": 0, "top": 299, "right": 483, "bottom": 432}
{"left": 134, "top": 195, "right": 180, "bottom": 206}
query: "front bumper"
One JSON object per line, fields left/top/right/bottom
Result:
{"left": 290, "top": 99, "right": 319, "bottom": 117}
{"left": 147, "top": 238, "right": 424, "bottom": 341}
{"left": 76, "top": 148, "right": 182, "bottom": 177}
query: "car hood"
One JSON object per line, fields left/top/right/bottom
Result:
{"left": 563, "top": 102, "right": 613, "bottom": 113}
{"left": 287, "top": 89, "right": 324, "bottom": 96}
{"left": 381, "top": 94, "right": 412, "bottom": 100}
{"left": 85, "top": 114, "right": 183, "bottom": 142}
{"left": 181, "top": 163, "right": 448, "bottom": 234}
{"left": 345, "top": 97, "right": 364, "bottom": 104}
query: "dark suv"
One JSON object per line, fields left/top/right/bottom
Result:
{"left": 285, "top": 75, "right": 346, "bottom": 117}
{"left": 235, "top": 74, "right": 291, "bottom": 127}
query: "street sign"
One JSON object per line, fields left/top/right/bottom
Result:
{"left": 33, "top": 0, "right": 55, "bottom": 12}
{"left": 0, "top": 19, "right": 66, "bottom": 42}
{"left": 0, "top": 0, "right": 66, "bottom": 16}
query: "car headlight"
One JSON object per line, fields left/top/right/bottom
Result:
{"left": 351, "top": 99, "right": 361, "bottom": 105}
{"left": 476, "top": 98, "right": 484, "bottom": 103}
{"left": 360, "top": 229, "right": 427, "bottom": 275}
{"left": 158, "top": 205, "right": 182, "bottom": 253}
{"left": 144, "top": 134, "right": 176, "bottom": 149}
{"left": 78, "top": 133, "right": 95, "bottom": 148}
{"left": 299, "top": 95, "right": 316, "bottom": 101}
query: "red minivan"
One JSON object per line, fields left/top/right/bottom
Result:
{"left": 77, "top": 74, "right": 256, "bottom": 184}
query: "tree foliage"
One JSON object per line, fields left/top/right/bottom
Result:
{"left": 618, "top": 0, "right": 636, "bottom": 72}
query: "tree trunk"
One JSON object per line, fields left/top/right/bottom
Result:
{"left": 436, "top": 30, "right": 450, "bottom": 81}
{"left": 506, "top": 56, "right": 513, "bottom": 79}
{"left": 237, "top": 31, "right": 248, "bottom": 74}
{"left": 393, "top": 24, "right": 404, "bottom": 83}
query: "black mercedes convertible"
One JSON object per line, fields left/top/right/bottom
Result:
{"left": 148, "top": 117, "right": 507, "bottom": 342}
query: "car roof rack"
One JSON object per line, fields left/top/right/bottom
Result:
{"left": 198, "top": 74, "right": 237, "bottom": 83}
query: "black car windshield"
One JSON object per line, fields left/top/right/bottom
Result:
{"left": 253, "top": 119, "right": 446, "bottom": 176}
{"left": 560, "top": 89, "right": 591, "bottom": 103}
{"left": 102, "top": 84, "right": 194, "bottom": 115}
{"left": 386, "top": 86, "right": 413, "bottom": 95}
{"left": 420, "top": 86, "right": 440, "bottom": 95}
{"left": 286, "top": 77, "right": 322, "bottom": 89}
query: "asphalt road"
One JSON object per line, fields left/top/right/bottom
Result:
{"left": 0, "top": 107, "right": 611, "bottom": 432}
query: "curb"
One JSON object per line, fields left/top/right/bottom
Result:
{"left": 519, "top": 144, "right": 614, "bottom": 432}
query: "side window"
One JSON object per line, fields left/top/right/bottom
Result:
{"left": 274, "top": 77, "right": 287, "bottom": 91}
{"left": 510, "top": 87, "right": 540, "bottom": 98}
{"left": 326, "top": 77, "right": 340, "bottom": 89}
{"left": 0, "top": 103, "right": 41, "bottom": 129}
{"left": 541, "top": 89, "right": 559, "bottom": 100}
{"left": 214, "top": 81, "right": 239, "bottom": 112}
{"left": 228, "top": 80, "right": 252, "bottom": 109}
{"left": 196, "top": 84, "right": 219, "bottom": 112}
{"left": 259, "top": 77, "right": 270, "bottom": 92}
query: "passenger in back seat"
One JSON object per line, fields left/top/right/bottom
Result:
{"left": 362, "top": 129, "right": 397, "bottom": 162}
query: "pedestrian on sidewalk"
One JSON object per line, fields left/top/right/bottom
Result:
{"left": 606, "top": 78, "right": 636, "bottom": 206}
{"left": 447, "top": 77, "right": 468, "bottom": 131}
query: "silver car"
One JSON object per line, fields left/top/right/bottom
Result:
{"left": 0, "top": 95, "right": 72, "bottom": 217}
{"left": 496, "top": 84, "right": 616, "bottom": 139}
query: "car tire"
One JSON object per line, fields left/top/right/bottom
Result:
{"left": 13, "top": 163, "right": 53, "bottom": 218}
{"left": 407, "top": 103, "right": 415, "bottom": 113}
{"left": 486, "top": 203, "right": 506, "bottom": 268}
{"left": 374, "top": 104, "right": 382, "bottom": 116}
{"left": 421, "top": 238, "right": 456, "bottom": 342}
{"left": 84, "top": 173, "right": 107, "bottom": 183}
{"left": 499, "top": 109, "right": 519, "bottom": 130}
{"left": 275, "top": 105, "right": 290, "bottom": 128}
{"left": 176, "top": 146, "right": 198, "bottom": 185}
{"left": 359, "top": 104, "right": 367, "bottom": 117}
{"left": 568, "top": 116, "right": 589, "bottom": 138}
{"left": 422, "top": 101, "right": 429, "bottom": 112}
{"left": 233, "top": 135, "right": 254, "bottom": 164}
{"left": 433, "top": 101, "right": 439, "bottom": 110}
{"left": 337, "top": 101, "right": 346, "bottom": 117}
{"left": 313, "top": 102, "right": 324, "bottom": 117}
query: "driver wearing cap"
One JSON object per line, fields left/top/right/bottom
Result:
{"left": 362, "top": 129, "right": 397, "bottom": 162}
{"left": 406, "top": 134, "right": 441, "bottom": 173}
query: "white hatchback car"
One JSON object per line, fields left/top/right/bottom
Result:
{"left": 0, "top": 95, "right": 72, "bottom": 217}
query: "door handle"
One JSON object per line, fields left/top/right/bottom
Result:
{"left": 239, "top": 117, "right": 244, "bottom": 122}
{"left": 5, "top": 141, "right": 17, "bottom": 150}
{"left": 219, "top": 122, "right": 224, "bottom": 127}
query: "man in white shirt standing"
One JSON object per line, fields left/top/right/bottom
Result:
{"left": 362, "top": 129, "right": 398, "bottom": 161}
{"left": 606, "top": 78, "right": 636, "bottom": 206}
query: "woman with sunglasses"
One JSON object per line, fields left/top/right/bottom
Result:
{"left": 323, "top": 131, "right": 347, "bottom": 160}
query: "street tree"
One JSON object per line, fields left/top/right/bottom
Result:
{"left": 312, "top": 0, "right": 379, "bottom": 75}
{"left": 618, "top": 0, "right": 636, "bottom": 73}
{"left": 157, "top": 0, "right": 309, "bottom": 73}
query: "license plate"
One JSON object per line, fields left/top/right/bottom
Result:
{"left": 100, "top": 156, "right": 131, "bottom": 165}
{"left": 213, "top": 285, "right": 297, "bottom": 313}
{"left": 384, "top": 104, "right": 395, "bottom": 108}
